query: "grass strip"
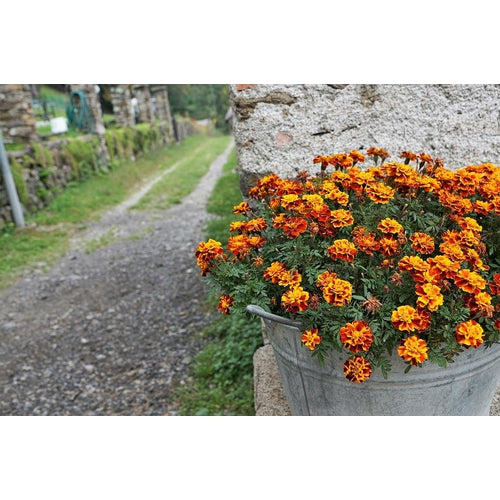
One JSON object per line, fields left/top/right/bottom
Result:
{"left": 176, "top": 145, "right": 263, "bottom": 415}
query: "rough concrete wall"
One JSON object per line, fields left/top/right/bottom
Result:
{"left": 229, "top": 84, "right": 500, "bottom": 195}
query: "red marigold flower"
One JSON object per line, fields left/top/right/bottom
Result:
{"left": 397, "top": 335, "right": 429, "bottom": 365}
{"left": 410, "top": 232, "right": 435, "bottom": 255}
{"left": 353, "top": 232, "right": 380, "bottom": 255}
{"left": 377, "top": 218, "right": 404, "bottom": 234}
{"left": 489, "top": 274, "right": 500, "bottom": 295}
{"left": 217, "top": 294, "right": 234, "bottom": 315}
{"left": 264, "top": 261, "right": 288, "bottom": 283}
{"left": 277, "top": 269, "right": 302, "bottom": 288}
{"left": 455, "top": 320, "right": 484, "bottom": 348}
{"left": 391, "top": 305, "right": 421, "bottom": 332}
{"left": 339, "top": 321, "right": 374, "bottom": 353}
{"left": 233, "top": 201, "right": 251, "bottom": 214}
{"left": 365, "top": 183, "right": 396, "bottom": 204}
{"left": 327, "top": 239, "right": 358, "bottom": 262}
{"left": 400, "top": 151, "right": 418, "bottom": 163}
{"left": 454, "top": 268, "right": 487, "bottom": 294}
{"left": 281, "top": 286, "right": 309, "bottom": 314}
{"left": 301, "top": 328, "right": 322, "bottom": 350}
{"left": 329, "top": 209, "right": 355, "bottom": 228}
{"left": 343, "top": 356, "right": 372, "bottom": 383}
{"left": 280, "top": 194, "right": 301, "bottom": 210}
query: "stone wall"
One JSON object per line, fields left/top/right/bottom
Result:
{"left": 0, "top": 84, "right": 38, "bottom": 144}
{"left": 229, "top": 84, "right": 500, "bottom": 195}
{"left": 0, "top": 121, "right": 176, "bottom": 228}
{"left": 110, "top": 85, "right": 135, "bottom": 129}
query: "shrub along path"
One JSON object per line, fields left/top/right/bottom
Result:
{"left": 0, "top": 137, "right": 234, "bottom": 415}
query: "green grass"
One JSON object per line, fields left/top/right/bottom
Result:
{"left": 0, "top": 134, "right": 231, "bottom": 289}
{"left": 176, "top": 143, "right": 263, "bottom": 416}
{"left": 132, "top": 135, "right": 232, "bottom": 210}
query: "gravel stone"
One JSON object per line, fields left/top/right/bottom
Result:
{"left": 0, "top": 139, "right": 234, "bottom": 416}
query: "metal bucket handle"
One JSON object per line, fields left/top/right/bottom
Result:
{"left": 246, "top": 304, "right": 303, "bottom": 328}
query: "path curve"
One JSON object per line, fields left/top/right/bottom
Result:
{"left": 0, "top": 138, "right": 234, "bottom": 415}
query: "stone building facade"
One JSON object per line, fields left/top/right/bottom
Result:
{"left": 0, "top": 84, "right": 38, "bottom": 144}
{"left": 229, "top": 84, "right": 500, "bottom": 195}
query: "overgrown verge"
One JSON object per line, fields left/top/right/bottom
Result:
{"left": 176, "top": 148, "right": 263, "bottom": 415}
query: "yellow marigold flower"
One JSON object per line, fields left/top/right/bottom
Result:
{"left": 397, "top": 335, "right": 429, "bottom": 365}
{"left": 324, "top": 279, "right": 352, "bottom": 306}
{"left": 301, "top": 328, "right": 322, "bottom": 350}
{"left": 229, "top": 221, "right": 247, "bottom": 233}
{"left": 365, "top": 183, "right": 396, "bottom": 204}
{"left": 416, "top": 283, "right": 444, "bottom": 312}
{"left": 377, "top": 218, "right": 404, "bottom": 234}
{"left": 316, "top": 271, "right": 338, "bottom": 289}
{"left": 339, "top": 321, "right": 374, "bottom": 353}
{"left": 459, "top": 217, "right": 482, "bottom": 233}
{"left": 281, "top": 194, "right": 301, "bottom": 209}
{"left": 264, "top": 261, "right": 288, "bottom": 283}
{"left": 327, "top": 239, "right": 358, "bottom": 262}
{"left": 454, "top": 268, "right": 487, "bottom": 294}
{"left": 343, "top": 356, "right": 372, "bottom": 383}
{"left": 410, "top": 232, "right": 435, "bottom": 255}
{"left": 281, "top": 286, "right": 309, "bottom": 314}
{"left": 233, "top": 201, "right": 251, "bottom": 214}
{"left": 391, "top": 305, "right": 421, "bottom": 332}
{"left": 329, "top": 209, "right": 355, "bottom": 228}
{"left": 217, "top": 294, "right": 234, "bottom": 315}
{"left": 455, "top": 320, "right": 484, "bottom": 348}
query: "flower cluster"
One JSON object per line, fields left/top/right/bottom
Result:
{"left": 196, "top": 148, "right": 500, "bottom": 383}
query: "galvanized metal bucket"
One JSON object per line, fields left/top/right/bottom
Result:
{"left": 247, "top": 304, "right": 500, "bottom": 416}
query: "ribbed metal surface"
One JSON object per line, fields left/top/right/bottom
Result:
{"left": 248, "top": 305, "right": 500, "bottom": 416}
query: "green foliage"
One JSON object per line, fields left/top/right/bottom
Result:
{"left": 8, "top": 158, "right": 29, "bottom": 206}
{"left": 166, "top": 84, "right": 230, "bottom": 132}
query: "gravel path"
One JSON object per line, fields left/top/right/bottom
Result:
{"left": 0, "top": 138, "right": 234, "bottom": 416}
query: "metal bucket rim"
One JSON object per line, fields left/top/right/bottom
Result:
{"left": 246, "top": 304, "right": 303, "bottom": 329}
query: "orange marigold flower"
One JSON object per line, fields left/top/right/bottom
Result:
{"left": 353, "top": 232, "right": 380, "bottom": 255}
{"left": 318, "top": 277, "right": 352, "bottom": 306}
{"left": 280, "top": 194, "right": 301, "bottom": 210}
{"left": 377, "top": 218, "right": 404, "bottom": 234}
{"left": 301, "top": 328, "right": 322, "bottom": 350}
{"left": 316, "top": 271, "right": 337, "bottom": 288}
{"left": 329, "top": 209, "right": 355, "bottom": 228}
{"left": 327, "top": 239, "right": 358, "bottom": 262}
{"left": 244, "top": 218, "right": 268, "bottom": 232}
{"left": 339, "top": 321, "right": 374, "bottom": 353}
{"left": 474, "top": 200, "right": 493, "bottom": 215}
{"left": 427, "top": 255, "right": 460, "bottom": 279}
{"left": 264, "top": 261, "right": 288, "bottom": 283}
{"left": 464, "top": 292, "right": 494, "bottom": 318}
{"left": 410, "top": 232, "right": 435, "bottom": 255}
{"left": 277, "top": 269, "right": 302, "bottom": 288}
{"left": 391, "top": 305, "right": 421, "bottom": 332}
{"left": 229, "top": 221, "right": 247, "bottom": 233}
{"left": 233, "top": 201, "right": 251, "bottom": 214}
{"left": 400, "top": 151, "right": 418, "bottom": 163}
{"left": 349, "top": 150, "right": 365, "bottom": 164}
{"left": 455, "top": 320, "right": 484, "bottom": 348}
{"left": 378, "top": 237, "right": 400, "bottom": 257}
{"left": 218, "top": 294, "right": 234, "bottom": 315}
{"left": 365, "top": 183, "right": 396, "bottom": 204}
{"left": 281, "top": 286, "right": 309, "bottom": 314}
{"left": 343, "top": 356, "right": 372, "bottom": 383}
{"left": 195, "top": 239, "right": 224, "bottom": 275}
{"left": 454, "top": 268, "right": 487, "bottom": 294}
{"left": 416, "top": 283, "right": 444, "bottom": 312}
{"left": 418, "top": 153, "right": 433, "bottom": 165}
{"left": 458, "top": 217, "right": 482, "bottom": 233}
{"left": 397, "top": 335, "right": 429, "bottom": 365}
{"left": 280, "top": 216, "right": 308, "bottom": 238}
